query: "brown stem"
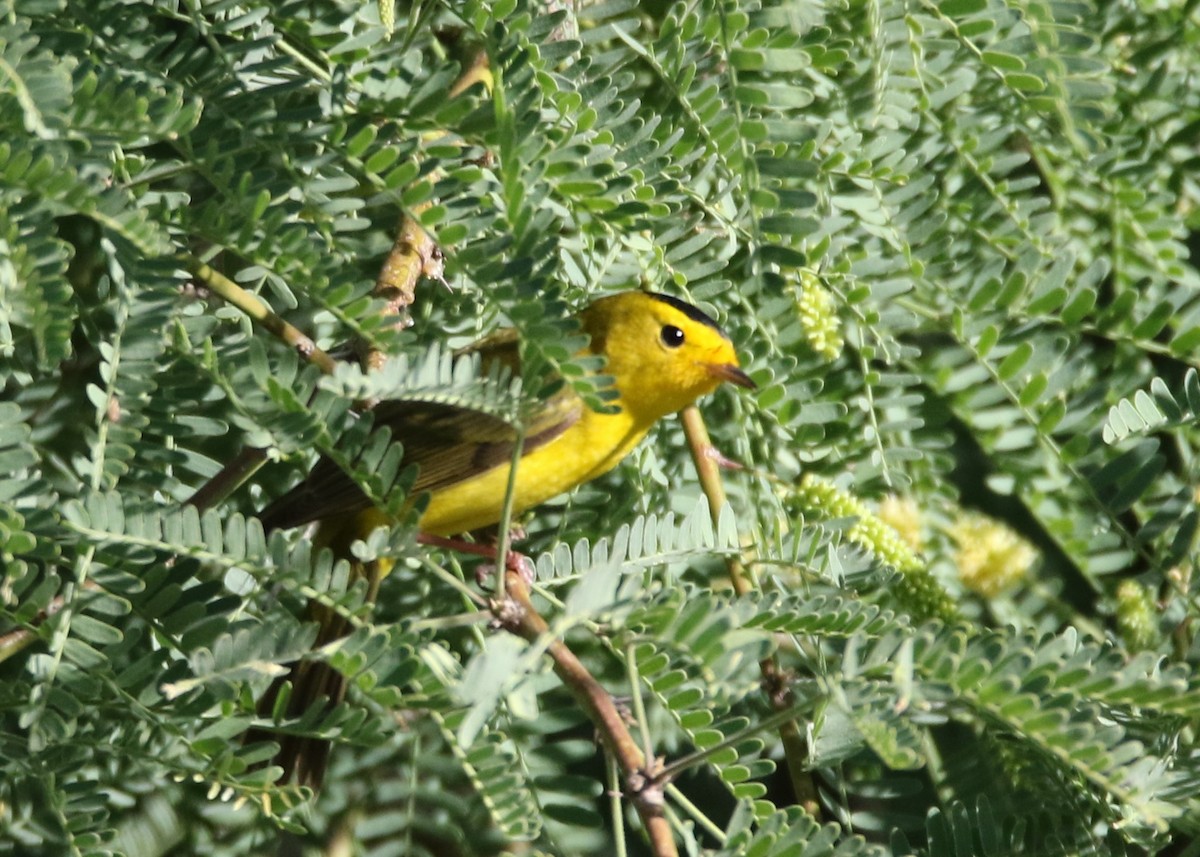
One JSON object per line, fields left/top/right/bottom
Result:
{"left": 678, "top": 405, "right": 821, "bottom": 818}
{"left": 185, "top": 446, "right": 270, "bottom": 511}
{"left": 187, "top": 257, "right": 338, "bottom": 374}
{"left": 0, "top": 588, "right": 72, "bottom": 664}
{"left": 497, "top": 573, "right": 678, "bottom": 857}
{"left": 680, "top": 406, "right": 751, "bottom": 596}
{"left": 365, "top": 204, "right": 440, "bottom": 370}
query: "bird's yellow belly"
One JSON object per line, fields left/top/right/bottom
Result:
{"left": 418, "top": 410, "right": 649, "bottom": 536}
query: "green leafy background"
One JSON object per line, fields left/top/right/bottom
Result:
{"left": 3, "top": 0, "right": 1200, "bottom": 855}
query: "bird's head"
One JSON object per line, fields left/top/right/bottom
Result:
{"left": 581, "top": 291, "right": 755, "bottom": 423}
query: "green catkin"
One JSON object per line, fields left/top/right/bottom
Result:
{"left": 793, "top": 474, "right": 959, "bottom": 622}
{"left": 794, "top": 270, "right": 844, "bottom": 362}
{"left": 1115, "top": 579, "right": 1158, "bottom": 650}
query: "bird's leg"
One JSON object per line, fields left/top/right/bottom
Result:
{"left": 417, "top": 532, "right": 536, "bottom": 586}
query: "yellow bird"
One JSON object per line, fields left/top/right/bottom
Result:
{"left": 259, "top": 290, "right": 755, "bottom": 539}
{"left": 255, "top": 290, "right": 753, "bottom": 786}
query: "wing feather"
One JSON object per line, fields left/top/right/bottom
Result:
{"left": 258, "top": 343, "right": 582, "bottom": 532}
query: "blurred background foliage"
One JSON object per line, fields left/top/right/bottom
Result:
{"left": 4, "top": 0, "right": 1200, "bottom": 854}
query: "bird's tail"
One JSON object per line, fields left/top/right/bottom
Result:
{"left": 257, "top": 483, "right": 319, "bottom": 534}
{"left": 245, "top": 511, "right": 389, "bottom": 790}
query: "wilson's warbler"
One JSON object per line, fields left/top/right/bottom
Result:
{"left": 259, "top": 290, "right": 754, "bottom": 539}
{"left": 255, "top": 290, "right": 752, "bottom": 786}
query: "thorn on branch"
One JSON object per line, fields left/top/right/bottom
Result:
{"left": 704, "top": 442, "right": 744, "bottom": 471}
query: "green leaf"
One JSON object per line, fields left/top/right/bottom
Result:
{"left": 981, "top": 50, "right": 1026, "bottom": 72}
{"left": 1004, "top": 72, "right": 1047, "bottom": 92}
{"left": 940, "top": 0, "right": 987, "bottom": 15}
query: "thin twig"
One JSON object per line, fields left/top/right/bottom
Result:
{"left": 663, "top": 783, "right": 726, "bottom": 844}
{"left": 187, "top": 257, "right": 337, "bottom": 374}
{"left": 625, "top": 641, "right": 656, "bottom": 764}
{"left": 0, "top": 590, "right": 73, "bottom": 664}
{"left": 185, "top": 446, "right": 269, "bottom": 511}
{"left": 606, "top": 752, "right": 629, "bottom": 857}
{"left": 655, "top": 703, "right": 811, "bottom": 783}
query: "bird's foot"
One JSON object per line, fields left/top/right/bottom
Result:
{"left": 474, "top": 551, "right": 536, "bottom": 589}
{"left": 417, "top": 533, "right": 535, "bottom": 588}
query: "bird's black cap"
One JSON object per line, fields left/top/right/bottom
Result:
{"left": 646, "top": 292, "right": 729, "bottom": 339}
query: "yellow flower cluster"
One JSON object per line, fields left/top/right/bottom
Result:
{"left": 950, "top": 513, "right": 1036, "bottom": 598}
{"left": 877, "top": 495, "right": 924, "bottom": 553}
{"left": 795, "top": 270, "right": 844, "bottom": 362}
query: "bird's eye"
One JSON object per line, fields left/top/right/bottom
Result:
{"left": 660, "top": 324, "right": 685, "bottom": 348}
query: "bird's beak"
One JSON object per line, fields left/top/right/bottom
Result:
{"left": 706, "top": 362, "right": 757, "bottom": 390}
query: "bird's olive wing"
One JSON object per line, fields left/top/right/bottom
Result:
{"left": 258, "top": 387, "right": 582, "bottom": 532}
{"left": 372, "top": 387, "right": 581, "bottom": 494}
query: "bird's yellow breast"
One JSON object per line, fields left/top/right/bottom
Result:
{"left": 417, "top": 402, "right": 650, "bottom": 536}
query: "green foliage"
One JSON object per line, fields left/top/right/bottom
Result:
{"left": 4, "top": 0, "right": 1200, "bottom": 855}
